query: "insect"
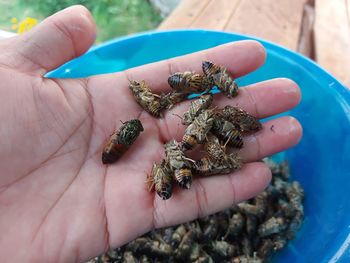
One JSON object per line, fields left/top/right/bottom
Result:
{"left": 210, "top": 240, "right": 236, "bottom": 259}
{"left": 237, "top": 192, "right": 268, "bottom": 218}
{"left": 147, "top": 160, "right": 173, "bottom": 200}
{"left": 102, "top": 119, "right": 144, "bottom": 164}
{"left": 160, "top": 91, "right": 188, "bottom": 110}
{"left": 171, "top": 225, "right": 187, "bottom": 247}
{"left": 258, "top": 217, "right": 287, "bottom": 237}
{"left": 126, "top": 237, "right": 173, "bottom": 258}
{"left": 129, "top": 80, "right": 162, "bottom": 117}
{"left": 232, "top": 253, "right": 263, "bottom": 263}
{"left": 123, "top": 251, "right": 137, "bottom": 263}
{"left": 211, "top": 115, "right": 243, "bottom": 148}
{"left": 257, "top": 238, "right": 274, "bottom": 259}
{"left": 202, "top": 61, "right": 238, "bottom": 98}
{"left": 168, "top": 71, "right": 213, "bottom": 94}
{"left": 194, "top": 153, "right": 242, "bottom": 176}
{"left": 175, "top": 230, "right": 198, "bottom": 259}
{"left": 204, "top": 133, "right": 226, "bottom": 163}
{"left": 181, "top": 109, "right": 215, "bottom": 151}
{"left": 220, "top": 105, "right": 262, "bottom": 134}
{"left": 223, "top": 212, "right": 244, "bottom": 239}
{"left": 165, "top": 139, "right": 193, "bottom": 189}
{"left": 182, "top": 94, "right": 213, "bottom": 125}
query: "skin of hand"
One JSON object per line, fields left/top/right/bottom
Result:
{"left": 0, "top": 5, "right": 302, "bottom": 263}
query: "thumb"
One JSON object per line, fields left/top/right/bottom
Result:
{"left": 8, "top": 5, "right": 96, "bottom": 74}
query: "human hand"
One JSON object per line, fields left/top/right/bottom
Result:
{"left": 0, "top": 5, "right": 302, "bottom": 262}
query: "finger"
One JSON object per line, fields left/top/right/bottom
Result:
{"left": 8, "top": 5, "right": 96, "bottom": 74}
{"left": 240, "top": 116, "right": 302, "bottom": 162}
{"left": 123, "top": 40, "right": 266, "bottom": 93}
{"left": 152, "top": 162, "right": 271, "bottom": 228}
{"left": 159, "top": 78, "right": 301, "bottom": 141}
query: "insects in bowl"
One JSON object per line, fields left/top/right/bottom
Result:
{"left": 102, "top": 119, "right": 144, "bottom": 164}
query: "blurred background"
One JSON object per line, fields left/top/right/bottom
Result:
{"left": 0, "top": 0, "right": 179, "bottom": 43}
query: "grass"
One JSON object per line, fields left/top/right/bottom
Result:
{"left": 0, "top": 0, "right": 163, "bottom": 43}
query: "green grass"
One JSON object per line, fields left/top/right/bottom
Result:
{"left": 0, "top": 0, "right": 163, "bottom": 43}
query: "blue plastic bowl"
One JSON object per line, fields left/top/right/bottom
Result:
{"left": 47, "top": 30, "right": 350, "bottom": 262}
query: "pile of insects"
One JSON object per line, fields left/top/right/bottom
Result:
{"left": 89, "top": 160, "right": 305, "bottom": 263}
{"left": 103, "top": 61, "right": 261, "bottom": 199}
{"left": 98, "top": 61, "right": 304, "bottom": 262}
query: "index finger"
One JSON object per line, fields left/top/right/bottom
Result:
{"left": 124, "top": 40, "right": 266, "bottom": 93}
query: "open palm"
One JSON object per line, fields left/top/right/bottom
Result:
{"left": 0, "top": 6, "right": 302, "bottom": 263}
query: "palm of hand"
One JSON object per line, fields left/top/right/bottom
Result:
{"left": 0, "top": 6, "right": 302, "bottom": 263}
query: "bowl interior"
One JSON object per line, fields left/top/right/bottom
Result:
{"left": 48, "top": 30, "right": 350, "bottom": 263}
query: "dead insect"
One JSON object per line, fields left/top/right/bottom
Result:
{"left": 220, "top": 105, "right": 262, "bottom": 134}
{"left": 182, "top": 94, "right": 214, "bottom": 125}
{"left": 195, "top": 153, "right": 242, "bottom": 176}
{"left": 171, "top": 225, "right": 187, "bottom": 247}
{"left": 165, "top": 139, "right": 193, "bottom": 189}
{"left": 160, "top": 91, "right": 188, "bottom": 110}
{"left": 232, "top": 253, "right": 263, "bottom": 263}
{"left": 129, "top": 80, "right": 162, "bottom": 117}
{"left": 126, "top": 237, "right": 173, "bottom": 258}
{"left": 258, "top": 217, "right": 287, "bottom": 237}
{"left": 210, "top": 240, "right": 237, "bottom": 259}
{"left": 202, "top": 61, "right": 238, "bottom": 98}
{"left": 223, "top": 212, "right": 244, "bottom": 239}
{"left": 246, "top": 214, "right": 258, "bottom": 238}
{"left": 181, "top": 109, "right": 215, "bottom": 151}
{"left": 211, "top": 115, "right": 243, "bottom": 148}
{"left": 168, "top": 71, "right": 213, "bottom": 94}
{"left": 123, "top": 251, "right": 137, "bottom": 263}
{"left": 102, "top": 119, "right": 144, "bottom": 164}
{"left": 204, "top": 133, "right": 226, "bottom": 163}
{"left": 237, "top": 192, "right": 268, "bottom": 218}
{"left": 202, "top": 215, "right": 219, "bottom": 241}
{"left": 257, "top": 238, "right": 274, "bottom": 259}
{"left": 241, "top": 236, "right": 253, "bottom": 257}
{"left": 271, "top": 234, "right": 288, "bottom": 251}
{"left": 147, "top": 160, "right": 173, "bottom": 200}
{"left": 175, "top": 230, "right": 198, "bottom": 259}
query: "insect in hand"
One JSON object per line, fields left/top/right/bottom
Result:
{"left": 182, "top": 94, "right": 213, "bottom": 125}
{"left": 194, "top": 153, "right": 242, "bottom": 176}
{"left": 147, "top": 160, "right": 173, "bottom": 200}
{"left": 168, "top": 71, "right": 213, "bottom": 94}
{"left": 160, "top": 91, "right": 188, "bottom": 110}
{"left": 202, "top": 61, "right": 238, "bottom": 98}
{"left": 165, "top": 139, "right": 193, "bottom": 189}
{"left": 220, "top": 105, "right": 262, "bottom": 134}
{"left": 203, "top": 133, "right": 226, "bottom": 163}
{"left": 129, "top": 80, "right": 162, "bottom": 117}
{"left": 181, "top": 109, "right": 215, "bottom": 151}
{"left": 102, "top": 119, "right": 144, "bottom": 164}
{"left": 211, "top": 115, "right": 243, "bottom": 148}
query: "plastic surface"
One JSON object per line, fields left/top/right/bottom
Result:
{"left": 47, "top": 30, "right": 350, "bottom": 262}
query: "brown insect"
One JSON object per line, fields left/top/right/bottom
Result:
{"left": 211, "top": 115, "right": 243, "bottom": 148}
{"left": 160, "top": 91, "right": 188, "bottom": 110}
{"left": 126, "top": 237, "right": 173, "bottom": 258}
{"left": 237, "top": 192, "right": 268, "bottom": 218}
{"left": 223, "top": 212, "right": 244, "bottom": 239}
{"left": 220, "top": 105, "right": 262, "bottom": 134}
{"left": 147, "top": 160, "right": 173, "bottom": 200}
{"left": 168, "top": 71, "right": 213, "bottom": 94}
{"left": 202, "top": 61, "right": 238, "bottom": 98}
{"left": 165, "top": 139, "right": 193, "bottom": 189}
{"left": 129, "top": 80, "right": 162, "bottom": 117}
{"left": 182, "top": 94, "right": 213, "bottom": 125}
{"left": 203, "top": 133, "right": 226, "bottom": 163}
{"left": 194, "top": 153, "right": 242, "bottom": 176}
{"left": 210, "top": 240, "right": 237, "bottom": 258}
{"left": 102, "top": 119, "right": 144, "bottom": 164}
{"left": 181, "top": 109, "right": 215, "bottom": 151}
{"left": 258, "top": 217, "right": 287, "bottom": 237}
